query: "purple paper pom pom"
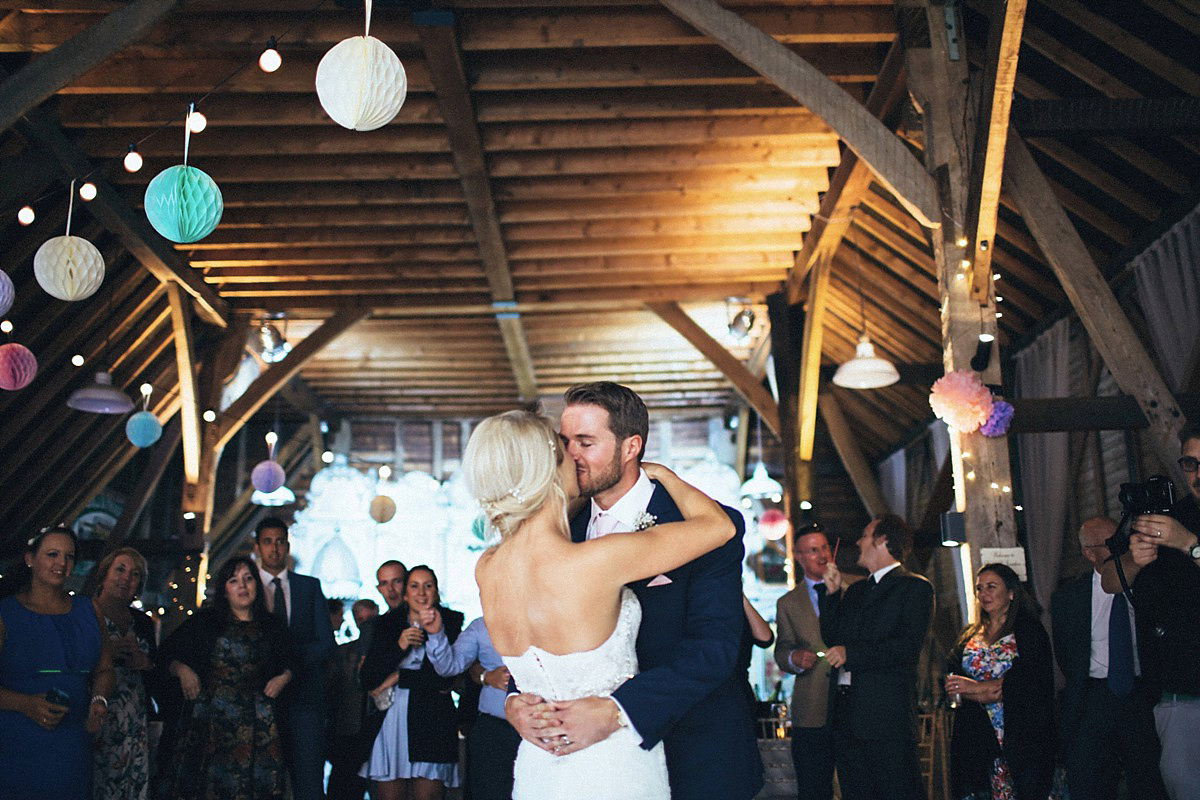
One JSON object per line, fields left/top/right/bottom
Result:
{"left": 980, "top": 399, "right": 1014, "bottom": 437}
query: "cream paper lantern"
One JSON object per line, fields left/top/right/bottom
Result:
{"left": 369, "top": 494, "right": 397, "bottom": 524}
{"left": 315, "top": 0, "right": 407, "bottom": 131}
{"left": 34, "top": 235, "right": 104, "bottom": 301}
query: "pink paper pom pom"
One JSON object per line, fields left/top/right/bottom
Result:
{"left": 929, "top": 370, "right": 994, "bottom": 433}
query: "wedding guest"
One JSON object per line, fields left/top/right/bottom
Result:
{"left": 360, "top": 565, "right": 464, "bottom": 800}
{"left": 326, "top": 598, "right": 378, "bottom": 800}
{"left": 945, "top": 564, "right": 1054, "bottom": 800}
{"left": 158, "top": 556, "right": 296, "bottom": 800}
{"left": 0, "top": 527, "right": 114, "bottom": 800}
{"left": 92, "top": 546, "right": 160, "bottom": 800}
{"left": 425, "top": 615, "right": 519, "bottom": 800}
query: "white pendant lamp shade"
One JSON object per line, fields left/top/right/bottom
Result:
{"left": 252, "top": 484, "right": 296, "bottom": 507}
{"left": 739, "top": 462, "right": 783, "bottom": 501}
{"left": 316, "top": 35, "right": 407, "bottom": 131}
{"left": 68, "top": 371, "right": 134, "bottom": 413}
{"left": 34, "top": 235, "right": 105, "bottom": 301}
{"left": 832, "top": 333, "right": 900, "bottom": 390}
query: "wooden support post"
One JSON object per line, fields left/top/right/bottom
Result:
{"left": 166, "top": 283, "right": 202, "bottom": 483}
{"left": 646, "top": 301, "right": 780, "bottom": 436}
{"left": 1003, "top": 132, "right": 1186, "bottom": 477}
{"left": 796, "top": 258, "right": 832, "bottom": 462}
{"left": 904, "top": 0, "right": 1017, "bottom": 559}
{"left": 819, "top": 390, "right": 891, "bottom": 517}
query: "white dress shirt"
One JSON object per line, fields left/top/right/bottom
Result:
{"left": 1089, "top": 569, "right": 1141, "bottom": 678}
{"left": 259, "top": 566, "right": 291, "bottom": 623}
{"left": 586, "top": 469, "right": 655, "bottom": 539}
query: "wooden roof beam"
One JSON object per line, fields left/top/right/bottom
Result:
{"left": 0, "top": 0, "right": 178, "bottom": 134}
{"left": 785, "top": 40, "right": 907, "bottom": 303}
{"left": 213, "top": 309, "right": 369, "bottom": 453}
{"left": 415, "top": 10, "right": 537, "bottom": 401}
{"left": 818, "top": 389, "right": 891, "bottom": 517}
{"left": 1013, "top": 97, "right": 1200, "bottom": 136}
{"left": 963, "top": 0, "right": 1028, "bottom": 304}
{"left": 1003, "top": 131, "right": 1186, "bottom": 479}
{"left": 658, "top": 0, "right": 940, "bottom": 229}
{"left": 645, "top": 301, "right": 779, "bottom": 436}
{"left": 15, "top": 107, "right": 230, "bottom": 327}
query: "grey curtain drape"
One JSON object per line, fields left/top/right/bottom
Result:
{"left": 1131, "top": 201, "right": 1200, "bottom": 392}
{"left": 1015, "top": 318, "right": 1072, "bottom": 612}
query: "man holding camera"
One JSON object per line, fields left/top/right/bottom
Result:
{"left": 1102, "top": 422, "right": 1200, "bottom": 800}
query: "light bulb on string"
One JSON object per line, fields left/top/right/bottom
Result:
{"left": 259, "top": 38, "right": 282, "bottom": 73}
{"left": 187, "top": 104, "right": 207, "bottom": 133}
{"left": 140, "top": 383, "right": 153, "bottom": 398}
{"left": 0, "top": 320, "right": 10, "bottom": 334}
{"left": 71, "top": 354, "right": 85, "bottom": 367}
{"left": 79, "top": 182, "right": 97, "bottom": 201}
{"left": 17, "top": 205, "right": 34, "bottom": 225}
{"left": 123, "top": 144, "right": 143, "bottom": 173}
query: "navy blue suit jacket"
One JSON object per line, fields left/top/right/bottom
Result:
{"left": 570, "top": 481, "right": 763, "bottom": 800}
{"left": 285, "top": 570, "right": 337, "bottom": 706}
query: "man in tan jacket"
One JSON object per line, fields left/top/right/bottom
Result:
{"left": 775, "top": 524, "right": 837, "bottom": 800}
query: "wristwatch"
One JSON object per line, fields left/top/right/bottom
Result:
{"left": 1188, "top": 536, "right": 1200, "bottom": 561}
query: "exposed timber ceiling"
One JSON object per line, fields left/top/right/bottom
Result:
{"left": 0, "top": 0, "right": 1197, "bottom": 554}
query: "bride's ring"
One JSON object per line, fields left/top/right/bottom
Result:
{"left": 561, "top": 735, "right": 572, "bottom": 745}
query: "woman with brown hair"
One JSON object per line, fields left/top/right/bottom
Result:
{"left": 158, "top": 556, "right": 296, "bottom": 800}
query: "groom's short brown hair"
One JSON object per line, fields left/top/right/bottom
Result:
{"left": 563, "top": 381, "right": 649, "bottom": 460}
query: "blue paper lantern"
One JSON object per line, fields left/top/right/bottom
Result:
{"left": 125, "top": 410, "right": 163, "bottom": 448}
{"left": 144, "top": 165, "right": 223, "bottom": 243}
{"left": 0, "top": 269, "right": 14, "bottom": 317}
{"left": 252, "top": 459, "right": 286, "bottom": 493}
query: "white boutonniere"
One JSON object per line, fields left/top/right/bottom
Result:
{"left": 633, "top": 511, "right": 657, "bottom": 531}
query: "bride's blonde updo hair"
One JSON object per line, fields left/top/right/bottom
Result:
{"left": 463, "top": 410, "right": 568, "bottom": 540}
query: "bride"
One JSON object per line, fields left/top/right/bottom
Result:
{"left": 428, "top": 409, "right": 734, "bottom": 799}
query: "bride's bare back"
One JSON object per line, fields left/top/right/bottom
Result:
{"left": 476, "top": 465, "right": 735, "bottom": 658}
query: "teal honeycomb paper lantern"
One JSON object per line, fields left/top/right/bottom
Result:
{"left": 144, "top": 165, "right": 223, "bottom": 243}
{"left": 126, "top": 410, "right": 163, "bottom": 448}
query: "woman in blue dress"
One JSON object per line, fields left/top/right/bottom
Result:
{"left": 0, "top": 527, "right": 115, "bottom": 800}
{"left": 360, "top": 564, "right": 464, "bottom": 800}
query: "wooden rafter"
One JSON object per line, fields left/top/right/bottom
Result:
{"left": 658, "top": 0, "right": 940, "bottom": 229}
{"left": 785, "top": 40, "right": 907, "bottom": 303}
{"left": 963, "top": 0, "right": 1028, "bottom": 302}
{"left": 646, "top": 301, "right": 779, "bottom": 436}
{"left": 1003, "top": 132, "right": 1185, "bottom": 477}
{"left": 0, "top": 0, "right": 179, "bottom": 133}
{"left": 15, "top": 107, "right": 230, "bottom": 327}
{"left": 415, "top": 10, "right": 537, "bottom": 401}
{"left": 214, "top": 309, "right": 369, "bottom": 452}
{"left": 166, "top": 283, "right": 201, "bottom": 483}
{"left": 796, "top": 257, "right": 832, "bottom": 462}
{"left": 818, "top": 390, "right": 890, "bottom": 517}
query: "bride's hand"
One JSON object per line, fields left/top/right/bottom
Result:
{"left": 641, "top": 462, "right": 674, "bottom": 482}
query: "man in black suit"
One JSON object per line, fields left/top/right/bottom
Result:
{"left": 254, "top": 517, "right": 337, "bottom": 800}
{"left": 1051, "top": 516, "right": 1167, "bottom": 800}
{"left": 820, "top": 514, "right": 933, "bottom": 800}
{"left": 506, "top": 381, "right": 763, "bottom": 800}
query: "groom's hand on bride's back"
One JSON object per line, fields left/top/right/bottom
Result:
{"left": 548, "top": 696, "right": 622, "bottom": 756}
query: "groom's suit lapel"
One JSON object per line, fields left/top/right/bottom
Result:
{"left": 569, "top": 506, "right": 588, "bottom": 543}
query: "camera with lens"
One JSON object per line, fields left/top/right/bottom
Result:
{"left": 1106, "top": 474, "right": 1176, "bottom": 556}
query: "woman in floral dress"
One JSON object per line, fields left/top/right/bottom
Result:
{"left": 945, "top": 564, "right": 1054, "bottom": 800}
{"left": 92, "top": 547, "right": 159, "bottom": 800}
{"left": 158, "top": 557, "right": 296, "bottom": 800}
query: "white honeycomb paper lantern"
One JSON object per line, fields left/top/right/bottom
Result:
{"left": 34, "top": 235, "right": 105, "bottom": 301}
{"left": 316, "top": 34, "right": 407, "bottom": 131}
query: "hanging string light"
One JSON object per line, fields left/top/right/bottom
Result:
{"left": 259, "top": 37, "right": 282, "bottom": 73}
{"left": 123, "top": 144, "right": 143, "bottom": 173}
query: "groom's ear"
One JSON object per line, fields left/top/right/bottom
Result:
{"left": 620, "top": 434, "right": 643, "bottom": 466}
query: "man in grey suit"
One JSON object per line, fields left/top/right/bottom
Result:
{"left": 775, "top": 523, "right": 837, "bottom": 800}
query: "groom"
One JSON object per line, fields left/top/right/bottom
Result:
{"left": 507, "top": 381, "right": 764, "bottom": 799}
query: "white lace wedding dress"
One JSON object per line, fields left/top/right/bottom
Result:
{"left": 504, "top": 588, "right": 670, "bottom": 799}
